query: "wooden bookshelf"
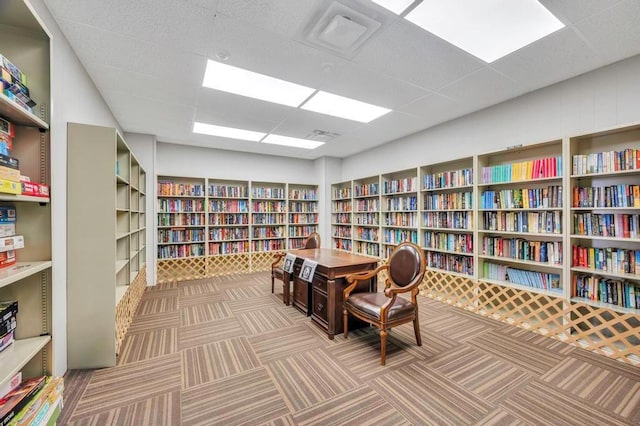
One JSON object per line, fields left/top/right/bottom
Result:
{"left": 331, "top": 181, "right": 352, "bottom": 253}
{"left": 288, "top": 184, "right": 318, "bottom": 249}
{"left": 68, "top": 123, "right": 148, "bottom": 368}
{"left": 353, "top": 175, "right": 380, "bottom": 258}
{"left": 381, "top": 168, "right": 418, "bottom": 259}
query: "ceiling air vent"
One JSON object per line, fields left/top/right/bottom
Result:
{"left": 300, "top": 2, "right": 382, "bottom": 59}
{"left": 306, "top": 129, "right": 341, "bottom": 142}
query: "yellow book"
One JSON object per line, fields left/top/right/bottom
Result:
{"left": 0, "top": 178, "right": 20, "bottom": 195}
{"left": 0, "top": 166, "right": 20, "bottom": 182}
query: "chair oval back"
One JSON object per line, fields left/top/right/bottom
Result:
{"left": 388, "top": 242, "right": 426, "bottom": 288}
{"left": 304, "top": 232, "right": 321, "bottom": 249}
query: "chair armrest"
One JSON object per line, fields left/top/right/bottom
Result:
{"left": 271, "top": 252, "right": 286, "bottom": 268}
{"left": 344, "top": 264, "right": 387, "bottom": 300}
{"left": 384, "top": 286, "right": 413, "bottom": 297}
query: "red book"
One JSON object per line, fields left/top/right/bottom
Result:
{"left": 623, "top": 214, "right": 630, "bottom": 238}
{"left": 0, "top": 376, "right": 46, "bottom": 425}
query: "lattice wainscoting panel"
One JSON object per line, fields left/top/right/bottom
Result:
{"left": 206, "top": 253, "right": 250, "bottom": 277}
{"left": 251, "top": 251, "right": 282, "bottom": 272}
{"left": 476, "top": 281, "right": 567, "bottom": 338}
{"left": 420, "top": 270, "right": 476, "bottom": 310}
{"left": 115, "top": 266, "right": 147, "bottom": 353}
{"left": 156, "top": 257, "right": 206, "bottom": 283}
{"left": 564, "top": 301, "right": 640, "bottom": 365}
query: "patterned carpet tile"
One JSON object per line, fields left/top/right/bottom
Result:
{"left": 497, "top": 324, "right": 576, "bottom": 355}
{"left": 427, "top": 344, "right": 533, "bottom": 403}
{"left": 327, "top": 330, "right": 419, "bottom": 381}
{"left": 182, "top": 337, "right": 261, "bottom": 389}
{"left": 389, "top": 323, "right": 459, "bottom": 359}
{"left": 180, "top": 301, "right": 233, "bottom": 326}
{"left": 372, "top": 361, "right": 494, "bottom": 425}
{"left": 541, "top": 356, "right": 640, "bottom": 419}
{"left": 501, "top": 380, "right": 630, "bottom": 425}
{"left": 292, "top": 385, "right": 411, "bottom": 426}
{"left": 135, "top": 295, "right": 178, "bottom": 316}
{"left": 248, "top": 324, "right": 325, "bottom": 363}
{"left": 569, "top": 348, "right": 640, "bottom": 382}
{"left": 467, "top": 329, "right": 566, "bottom": 376}
{"left": 238, "top": 307, "right": 296, "bottom": 335}
{"left": 475, "top": 408, "right": 529, "bottom": 426}
{"left": 448, "top": 307, "right": 505, "bottom": 329}
{"left": 179, "top": 281, "right": 219, "bottom": 297}
{"left": 228, "top": 294, "right": 281, "bottom": 314}
{"left": 260, "top": 414, "right": 296, "bottom": 426}
{"left": 70, "top": 353, "right": 182, "bottom": 421}
{"left": 178, "top": 291, "right": 229, "bottom": 308}
{"left": 182, "top": 367, "right": 289, "bottom": 426}
{"left": 59, "top": 369, "right": 94, "bottom": 425}
{"left": 268, "top": 349, "right": 360, "bottom": 412}
{"left": 125, "top": 311, "right": 181, "bottom": 334}
{"left": 178, "top": 316, "right": 245, "bottom": 351}
{"left": 225, "top": 285, "right": 270, "bottom": 300}
{"left": 68, "top": 391, "right": 180, "bottom": 426}
{"left": 140, "top": 287, "right": 179, "bottom": 299}
{"left": 426, "top": 312, "right": 493, "bottom": 342}
{"left": 117, "top": 327, "right": 178, "bottom": 365}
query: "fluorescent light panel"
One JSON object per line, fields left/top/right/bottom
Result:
{"left": 202, "top": 59, "right": 315, "bottom": 107}
{"left": 371, "top": 0, "right": 415, "bottom": 15}
{"left": 262, "top": 134, "right": 325, "bottom": 149}
{"left": 193, "top": 122, "right": 265, "bottom": 142}
{"left": 405, "top": 0, "right": 565, "bottom": 63}
{"left": 301, "top": 91, "right": 391, "bottom": 123}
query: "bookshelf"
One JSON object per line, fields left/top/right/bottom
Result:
{"left": 0, "top": 0, "right": 53, "bottom": 394}
{"left": 288, "top": 184, "right": 318, "bottom": 249}
{"left": 352, "top": 175, "right": 381, "bottom": 258}
{"left": 569, "top": 125, "right": 640, "bottom": 315}
{"left": 251, "top": 181, "right": 287, "bottom": 253}
{"left": 207, "top": 179, "right": 250, "bottom": 255}
{"left": 68, "top": 123, "right": 148, "bottom": 368}
{"left": 420, "top": 158, "right": 475, "bottom": 278}
{"left": 381, "top": 168, "right": 418, "bottom": 259}
{"left": 477, "top": 140, "right": 565, "bottom": 297}
{"left": 331, "top": 181, "right": 352, "bottom": 252}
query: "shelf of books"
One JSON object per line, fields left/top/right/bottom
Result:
{"left": 353, "top": 176, "right": 380, "bottom": 258}
{"left": 331, "top": 181, "right": 352, "bottom": 253}
{"left": 288, "top": 184, "right": 318, "bottom": 249}
{"left": 0, "top": 1, "right": 59, "bottom": 411}
{"left": 381, "top": 169, "right": 418, "bottom": 259}
{"left": 419, "top": 158, "right": 476, "bottom": 306}
{"left": 567, "top": 126, "right": 640, "bottom": 360}
{"left": 251, "top": 181, "right": 287, "bottom": 270}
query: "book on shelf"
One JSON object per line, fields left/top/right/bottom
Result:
{"left": 0, "top": 376, "right": 46, "bottom": 426}
{"left": 8, "top": 376, "right": 63, "bottom": 426}
{"left": 384, "top": 177, "right": 417, "bottom": 193}
{"left": 0, "top": 372, "right": 21, "bottom": 401}
{"left": 424, "top": 191, "right": 473, "bottom": 210}
{"left": 572, "top": 213, "right": 639, "bottom": 238}
{"left": 423, "top": 168, "right": 473, "bottom": 189}
{"left": 483, "top": 262, "right": 561, "bottom": 292}
{"left": 572, "top": 149, "right": 640, "bottom": 175}
{"left": 482, "top": 156, "right": 562, "bottom": 183}
{"left": 572, "top": 184, "right": 640, "bottom": 208}
{"left": 572, "top": 246, "right": 640, "bottom": 276}
{"left": 573, "top": 274, "right": 638, "bottom": 309}
{"left": 483, "top": 237, "right": 562, "bottom": 265}
{"left": 481, "top": 186, "right": 562, "bottom": 209}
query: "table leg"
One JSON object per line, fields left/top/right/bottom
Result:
{"left": 284, "top": 271, "right": 291, "bottom": 305}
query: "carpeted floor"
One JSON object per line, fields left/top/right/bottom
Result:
{"left": 60, "top": 272, "right": 640, "bottom": 425}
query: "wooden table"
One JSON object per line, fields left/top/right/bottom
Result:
{"left": 283, "top": 248, "right": 379, "bottom": 339}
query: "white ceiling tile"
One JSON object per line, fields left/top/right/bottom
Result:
{"left": 317, "top": 62, "right": 432, "bottom": 109}
{"left": 268, "top": 108, "right": 366, "bottom": 140}
{"left": 206, "top": 13, "right": 348, "bottom": 90}
{"left": 215, "top": 0, "right": 321, "bottom": 38}
{"left": 196, "top": 88, "right": 292, "bottom": 127}
{"left": 353, "top": 20, "right": 484, "bottom": 91}
{"left": 575, "top": 0, "right": 640, "bottom": 63}
{"left": 540, "top": 0, "right": 624, "bottom": 24}
{"left": 46, "top": 0, "right": 216, "bottom": 55}
{"left": 491, "top": 27, "right": 604, "bottom": 92}
{"left": 398, "top": 93, "right": 470, "bottom": 125}
{"left": 437, "top": 68, "right": 523, "bottom": 112}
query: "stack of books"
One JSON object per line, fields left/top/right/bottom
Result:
{"left": 0, "top": 375, "right": 64, "bottom": 425}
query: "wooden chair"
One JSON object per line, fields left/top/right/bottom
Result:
{"left": 343, "top": 241, "right": 426, "bottom": 365}
{"left": 271, "top": 232, "right": 321, "bottom": 301}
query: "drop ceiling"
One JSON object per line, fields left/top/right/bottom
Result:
{"left": 43, "top": 0, "right": 640, "bottom": 159}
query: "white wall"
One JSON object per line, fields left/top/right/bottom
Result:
{"left": 29, "top": 0, "right": 122, "bottom": 376}
{"left": 123, "top": 133, "right": 156, "bottom": 284}
{"left": 313, "top": 157, "right": 342, "bottom": 246}
{"left": 340, "top": 54, "right": 640, "bottom": 180}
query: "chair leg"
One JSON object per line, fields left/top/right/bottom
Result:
{"left": 271, "top": 274, "right": 275, "bottom": 293}
{"left": 380, "top": 329, "right": 387, "bottom": 365}
{"left": 343, "top": 309, "right": 349, "bottom": 338}
{"left": 413, "top": 316, "right": 422, "bottom": 346}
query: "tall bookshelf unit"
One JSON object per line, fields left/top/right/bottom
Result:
{"left": 288, "top": 184, "right": 318, "bottom": 249}
{"left": 353, "top": 175, "right": 381, "bottom": 258}
{"left": 332, "top": 125, "right": 640, "bottom": 364}
{"left": 0, "top": 0, "right": 54, "bottom": 398}
{"left": 331, "top": 181, "right": 352, "bottom": 252}
{"left": 68, "top": 123, "right": 148, "bottom": 368}
{"left": 156, "top": 178, "right": 320, "bottom": 281}
{"left": 381, "top": 168, "right": 418, "bottom": 259}
{"left": 420, "top": 158, "right": 475, "bottom": 281}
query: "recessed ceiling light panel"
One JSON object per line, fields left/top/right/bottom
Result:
{"left": 193, "top": 121, "right": 266, "bottom": 142}
{"left": 202, "top": 59, "right": 315, "bottom": 107}
{"left": 300, "top": 91, "right": 391, "bottom": 123}
{"left": 405, "top": 0, "right": 565, "bottom": 63}
{"left": 262, "top": 134, "right": 325, "bottom": 149}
